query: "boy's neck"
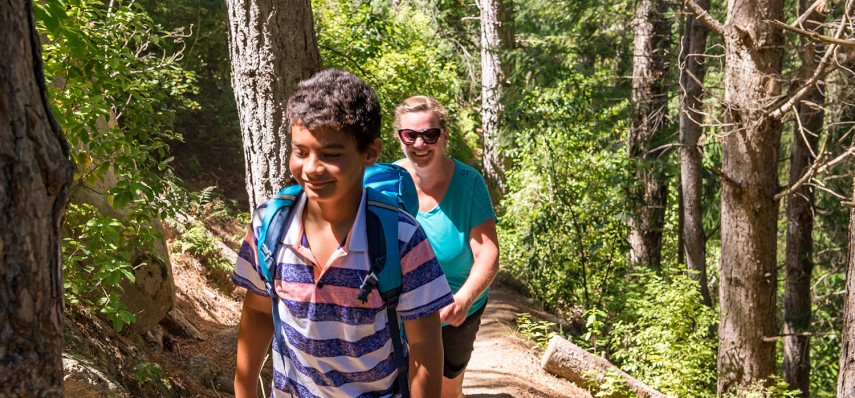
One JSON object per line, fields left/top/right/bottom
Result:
{"left": 303, "top": 186, "right": 364, "bottom": 227}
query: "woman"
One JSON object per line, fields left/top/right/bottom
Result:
{"left": 393, "top": 95, "right": 500, "bottom": 398}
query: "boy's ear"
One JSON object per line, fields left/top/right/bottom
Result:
{"left": 364, "top": 137, "right": 382, "bottom": 165}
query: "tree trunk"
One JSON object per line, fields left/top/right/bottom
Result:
{"left": 783, "top": 3, "right": 826, "bottom": 395}
{"left": 541, "top": 335, "right": 667, "bottom": 398}
{"left": 717, "top": 0, "right": 784, "bottom": 393}
{"left": 678, "top": 0, "right": 711, "bottom": 306}
{"left": 480, "top": 0, "right": 513, "bottom": 198}
{"left": 0, "top": 1, "right": 75, "bottom": 396}
{"left": 627, "top": 0, "right": 672, "bottom": 270}
{"left": 839, "top": 177, "right": 855, "bottom": 397}
{"left": 225, "top": 0, "right": 322, "bottom": 211}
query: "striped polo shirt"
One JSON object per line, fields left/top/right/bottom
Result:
{"left": 233, "top": 189, "right": 454, "bottom": 398}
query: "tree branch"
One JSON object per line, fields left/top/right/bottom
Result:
{"left": 792, "top": 0, "right": 828, "bottom": 28}
{"left": 766, "top": 1, "right": 855, "bottom": 119}
{"left": 766, "top": 19, "right": 855, "bottom": 47}
{"left": 680, "top": 0, "right": 726, "bottom": 37}
{"left": 775, "top": 146, "right": 855, "bottom": 201}
{"left": 709, "top": 165, "right": 743, "bottom": 193}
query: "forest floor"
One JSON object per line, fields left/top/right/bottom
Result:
{"left": 155, "top": 216, "right": 592, "bottom": 398}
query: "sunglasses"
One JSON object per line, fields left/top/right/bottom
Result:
{"left": 397, "top": 128, "right": 442, "bottom": 145}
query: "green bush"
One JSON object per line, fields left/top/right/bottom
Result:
{"left": 314, "top": 0, "right": 476, "bottom": 163}
{"left": 499, "top": 72, "right": 630, "bottom": 312}
{"left": 37, "top": 0, "right": 196, "bottom": 330}
{"left": 607, "top": 267, "right": 718, "bottom": 397}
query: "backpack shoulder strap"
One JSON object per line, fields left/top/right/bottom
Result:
{"left": 256, "top": 184, "right": 303, "bottom": 284}
{"left": 361, "top": 187, "right": 409, "bottom": 398}
{"left": 361, "top": 188, "right": 404, "bottom": 299}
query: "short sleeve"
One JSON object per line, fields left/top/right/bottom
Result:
{"left": 231, "top": 209, "right": 271, "bottom": 297}
{"left": 469, "top": 172, "right": 496, "bottom": 229}
{"left": 395, "top": 213, "right": 454, "bottom": 320}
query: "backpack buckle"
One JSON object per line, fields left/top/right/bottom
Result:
{"left": 356, "top": 272, "right": 379, "bottom": 303}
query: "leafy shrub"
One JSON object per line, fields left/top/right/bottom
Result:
{"left": 499, "top": 72, "right": 630, "bottom": 312}
{"left": 720, "top": 376, "right": 802, "bottom": 398}
{"left": 62, "top": 203, "right": 160, "bottom": 331}
{"left": 516, "top": 313, "right": 561, "bottom": 350}
{"left": 314, "top": 0, "right": 476, "bottom": 163}
{"left": 37, "top": 0, "right": 196, "bottom": 330}
{"left": 133, "top": 362, "right": 164, "bottom": 385}
{"left": 607, "top": 267, "right": 718, "bottom": 397}
{"left": 172, "top": 221, "right": 233, "bottom": 289}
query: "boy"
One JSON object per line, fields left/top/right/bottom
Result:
{"left": 232, "top": 69, "right": 454, "bottom": 398}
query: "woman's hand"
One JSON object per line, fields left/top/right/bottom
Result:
{"left": 440, "top": 294, "right": 472, "bottom": 326}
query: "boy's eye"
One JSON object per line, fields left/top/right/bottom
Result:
{"left": 292, "top": 148, "right": 307, "bottom": 157}
{"left": 323, "top": 153, "right": 342, "bottom": 158}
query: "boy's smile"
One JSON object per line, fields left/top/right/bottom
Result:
{"left": 289, "top": 124, "right": 375, "bottom": 205}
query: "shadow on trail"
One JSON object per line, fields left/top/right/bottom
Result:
{"left": 466, "top": 369, "right": 568, "bottom": 397}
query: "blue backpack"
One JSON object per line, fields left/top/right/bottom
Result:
{"left": 255, "top": 162, "right": 418, "bottom": 397}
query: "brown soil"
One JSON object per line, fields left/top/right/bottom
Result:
{"left": 157, "top": 224, "right": 591, "bottom": 398}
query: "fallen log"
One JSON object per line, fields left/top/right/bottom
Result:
{"left": 541, "top": 335, "right": 666, "bottom": 398}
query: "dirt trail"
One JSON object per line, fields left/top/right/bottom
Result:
{"left": 463, "top": 283, "right": 591, "bottom": 398}
{"left": 162, "top": 246, "right": 591, "bottom": 397}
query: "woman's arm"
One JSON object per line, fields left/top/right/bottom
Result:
{"left": 439, "top": 217, "right": 500, "bottom": 326}
{"left": 234, "top": 291, "right": 274, "bottom": 398}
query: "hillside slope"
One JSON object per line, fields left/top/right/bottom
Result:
{"left": 155, "top": 230, "right": 591, "bottom": 397}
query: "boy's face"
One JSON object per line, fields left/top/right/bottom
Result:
{"left": 289, "top": 123, "right": 380, "bottom": 204}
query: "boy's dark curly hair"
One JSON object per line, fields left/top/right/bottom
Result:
{"left": 285, "top": 69, "right": 381, "bottom": 152}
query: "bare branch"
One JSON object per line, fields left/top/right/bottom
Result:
{"left": 680, "top": 0, "right": 726, "bottom": 37}
{"left": 766, "top": 1, "right": 855, "bottom": 119}
{"left": 709, "top": 165, "right": 743, "bottom": 193}
{"left": 775, "top": 146, "right": 855, "bottom": 201}
{"left": 792, "top": 0, "right": 828, "bottom": 28}
{"left": 767, "top": 19, "right": 855, "bottom": 47}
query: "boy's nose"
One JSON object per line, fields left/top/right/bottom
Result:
{"left": 305, "top": 154, "right": 325, "bottom": 174}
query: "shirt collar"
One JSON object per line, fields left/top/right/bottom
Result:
{"left": 281, "top": 188, "right": 369, "bottom": 253}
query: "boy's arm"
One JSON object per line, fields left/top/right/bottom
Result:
{"left": 403, "top": 311, "right": 443, "bottom": 398}
{"left": 234, "top": 291, "right": 274, "bottom": 398}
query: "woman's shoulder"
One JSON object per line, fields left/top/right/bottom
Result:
{"left": 452, "top": 159, "right": 486, "bottom": 182}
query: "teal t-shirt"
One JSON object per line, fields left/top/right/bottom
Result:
{"left": 408, "top": 159, "right": 496, "bottom": 318}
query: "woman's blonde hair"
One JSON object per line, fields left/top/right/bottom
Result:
{"left": 393, "top": 95, "right": 449, "bottom": 131}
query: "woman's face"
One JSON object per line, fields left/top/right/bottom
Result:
{"left": 397, "top": 111, "right": 447, "bottom": 168}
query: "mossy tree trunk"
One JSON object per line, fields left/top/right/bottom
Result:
{"left": 839, "top": 177, "right": 855, "bottom": 397}
{"left": 678, "top": 0, "right": 711, "bottom": 306}
{"left": 783, "top": 2, "right": 826, "bottom": 394}
{"left": 225, "top": 0, "right": 322, "bottom": 211}
{"left": 627, "top": 0, "right": 672, "bottom": 270}
{"left": 0, "top": 1, "right": 75, "bottom": 395}
{"left": 480, "top": 0, "right": 514, "bottom": 198}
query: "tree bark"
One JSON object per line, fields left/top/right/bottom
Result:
{"left": 541, "top": 335, "right": 667, "bottom": 398}
{"left": 480, "top": 0, "right": 513, "bottom": 198}
{"left": 225, "top": 0, "right": 322, "bottom": 211}
{"left": 783, "top": 2, "right": 826, "bottom": 395}
{"left": 717, "top": 0, "right": 785, "bottom": 393}
{"left": 678, "top": 0, "right": 712, "bottom": 306}
{"left": 0, "top": 1, "right": 75, "bottom": 396}
{"left": 627, "top": 0, "right": 672, "bottom": 270}
{"left": 839, "top": 177, "right": 855, "bottom": 397}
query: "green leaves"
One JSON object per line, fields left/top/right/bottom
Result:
{"left": 37, "top": 0, "right": 196, "bottom": 331}
{"left": 607, "top": 268, "right": 718, "bottom": 397}
{"left": 314, "top": 0, "right": 471, "bottom": 162}
{"left": 62, "top": 203, "right": 150, "bottom": 331}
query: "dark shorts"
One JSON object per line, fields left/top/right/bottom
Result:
{"left": 442, "top": 301, "right": 487, "bottom": 379}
